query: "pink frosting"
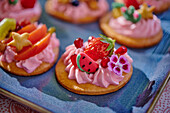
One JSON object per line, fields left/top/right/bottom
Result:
{"left": 0, "top": 0, "right": 41, "bottom": 22}
{"left": 108, "top": 15, "right": 161, "bottom": 38}
{"left": 0, "top": 33, "right": 60, "bottom": 73}
{"left": 145, "top": 0, "right": 170, "bottom": 10}
{"left": 51, "top": 0, "right": 108, "bottom": 22}
{"left": 62, "top": 43, "right": 133, "bottom": 88}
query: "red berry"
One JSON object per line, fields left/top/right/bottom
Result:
{"left": 84, "top": 37, "right": 113, "bottom": 61}
{"left": 21, "top": 0, "right": 36, "bottom": 8}
{"left": 124, "top": 0, "right": 140, "bottom": 9}
{"left": 74, "top": 38, "right": 83, "bottom": 48}
{"left": 88, "top": 36, "right": 95, "bottom": 43}
{"left": 101, "top": 57, "right": 110, "bottom": 68}
{"left": 71, "top": 54, "right": 77, "bottom": 67}
{"left": 115, "top": 46, "right": 127, "bottom": 55}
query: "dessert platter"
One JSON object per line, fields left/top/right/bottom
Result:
{"left": 0, "top": 0, "right": 169, "bottom": 113}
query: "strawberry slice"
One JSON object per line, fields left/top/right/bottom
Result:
{"left": 17, "top": 23, "right": 36, "bottom": 34}
{"left": 84, "top": 34, "right": 115, "bottom": 61}
{"left": 15, "top": 33, "right": 51, "bottom": 60}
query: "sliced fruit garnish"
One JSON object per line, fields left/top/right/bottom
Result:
{"left": 4, "top": 24, "right": 45, "bottom": 45}
{"left": 76, "top": 52, "right": 99, "bottom": 74}
{"left": 27, "top": 24, "right": 47, "bottom": 44}
{"left": 15, "top": 33, "right": 51, "bottom": 60}
{"left": 17, "top": 23, "right": 36, "bottom": 34}
{"left": 84, "top": 35, "right": 115, "bottom": 61}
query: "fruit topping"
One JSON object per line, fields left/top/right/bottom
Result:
{"left": 14, "top": 25, "right": 56, "bottom": 60}
{"left": 0, "top": 18, "right": 16, "bottom": 41}
{"left": 115, "top": 46, "right": 127, "bottom": 55}
{"left": 101, "top": 57, "right": 110, "bottom": 68}
{"left": 4, "top": 23, "right": 37, "bottom": 44}
{"left": 74, "top": 38, "right": 83, "bottom": 48}
{"left": 124, "top": 0, "right": 140, "bottom": 9}
{"left": 112, "top": 3, "right": 125, "bottom": 18}
{"left": 17, "top": 23, "right": 37, "bottom": 34}
{"left": 7, "top": 32, "right": 32, "bottom": 52}
{"left": 21, "top": 0, "right": 36, "bottom": 8}
{"left": 71, "top": 0, "right": 79, "bottom": 6}
{"left": 15, "top": 33, "right": 51, "bottom": 60}
{"left": 8, "top": 0, "right": 18, "bottom": 5}
{"left": 108, "top": 54, "right": 130, "bottom": 76}
{"left": 138, "top": 3, "right": 155, "bottom": 20}
{"left": 84, "top": 34, "right": 115, "bottom": 61}
{"left": 121, "top": 6, "right": 141, "bottom": 23}
{"left": 76, "top": 52, "right": 99, "bottom": 73}
{"left": 71, "top": 54, "right": 77, "bottom": 67}
{"left": 27, "top": 24, "right": 47, "bottom": 45}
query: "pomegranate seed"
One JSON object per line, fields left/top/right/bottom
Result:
{"left": 115, "top": 46, "right": 127, "bottom": 55}
{"left": 71, "top": 54, "right": 77, "bottom": 67}
{"left": 101, "top": 57, "right": 110, "bottom": 68}
{"left": 74, "top": 38, "right": 83, "bottom": 48}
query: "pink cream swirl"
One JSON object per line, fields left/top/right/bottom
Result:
{"left": 109, "top": 15, "right": 161, "bottom": 38}
{"left": 0, "top": 0, "right": 41, "bottom": 22}
{"left": 0, "top": 33, "right": 60, "bottom": 73}
{"left": 51, "top": 0, "right": 108, "bottom": 21}
{"left": 62, "top": 44, "right": 133, "bottom": 88}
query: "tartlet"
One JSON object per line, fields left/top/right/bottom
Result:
{"left": 0, "top": 18, "right": 60, "bottom": 76}
{"left": 45, "top": 0, "right": 109, "bottom": 24}
{"left": 0, "top": 0, "right": 42, "bottom": 22}
{"left": 99, "top": 3, "right": 163, "bottom": 48}
{"left": 56, "top": 35, "right": 133, "bottom": 95}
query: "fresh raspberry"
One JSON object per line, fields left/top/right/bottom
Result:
{"left": 74, "top": 38, "right": 83, "bottom": 49}
{"left": 115, "top": 46, "right": 127, "bottom": 55}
